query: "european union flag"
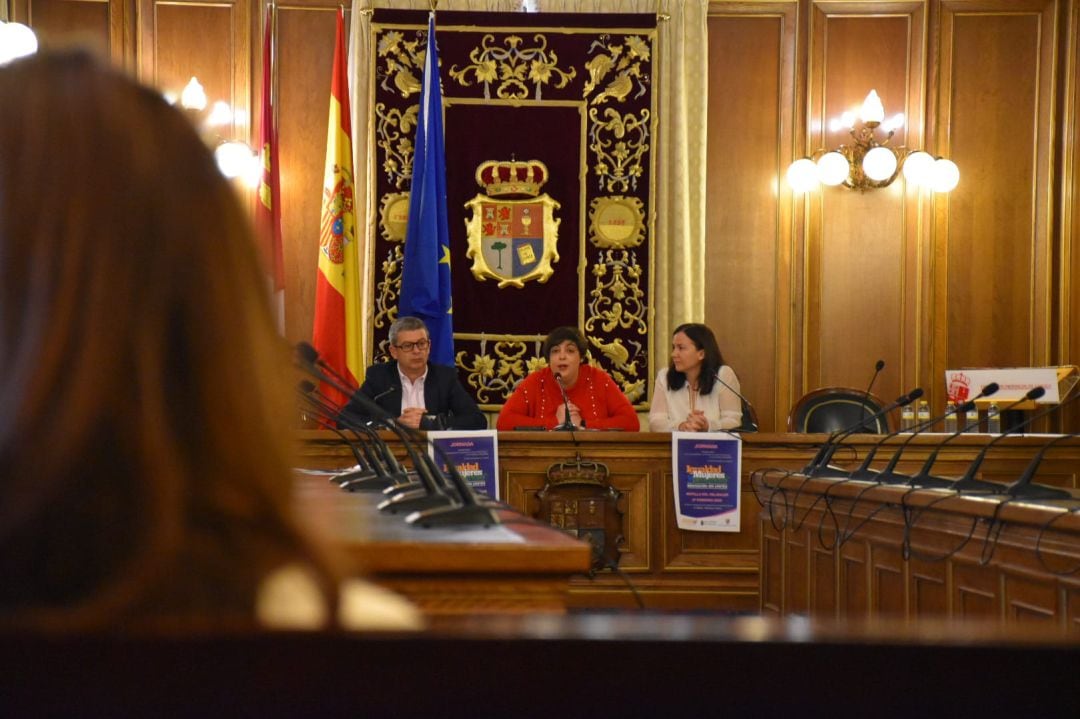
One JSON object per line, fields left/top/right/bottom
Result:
{"left": 399, "top": 13, "right": 454, "bottom": 366}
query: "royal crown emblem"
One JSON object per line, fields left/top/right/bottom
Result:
{"left": 464, "top": 159, "right": 561, "bottom": 289}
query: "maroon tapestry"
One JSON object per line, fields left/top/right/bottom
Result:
{"left": 368, "top": 10, "right": 656, "bottom": 409}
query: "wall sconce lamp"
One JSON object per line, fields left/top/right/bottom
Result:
{"left": 0, "top": 21, "right": 39, "bottom": 65}
{"left": 787, "top": 90, "right": 959, "bottom": 194}
{"left": 170, "top": 76, "right": 261, "bottom": 188}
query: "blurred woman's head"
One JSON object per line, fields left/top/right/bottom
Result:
{"left": 0, "top": 51, "right": 333, "bottom": 628}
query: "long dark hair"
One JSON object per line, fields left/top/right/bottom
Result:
{"left": 666, "top": 323, "right": 725, "bottom": 395}
{"left": 0, "top": 51, "right": 339, "bottom": 629}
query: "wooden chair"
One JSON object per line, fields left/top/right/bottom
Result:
{"left": 787, "top": 387, "right": 893, "bottom": 434}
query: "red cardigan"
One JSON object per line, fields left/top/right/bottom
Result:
{"left": 496, "top": 365, "right": 640, "bottom": 431}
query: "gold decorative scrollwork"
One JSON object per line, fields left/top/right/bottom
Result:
{"left": 449, "top": 34, "right": 576, "bottom": 100}
{"left": 587, "top": 249, "right": 647, "bottom": 336}
{"left": 456, "top": 339, "right": 548, "bottom": 403}
{"left": 376, "top": 30, "right": 424, "bottom": 98}
{"left": 583, "top": 34, "right": 651, "bottom": 104}
{"left": 589, "top": 196, "right": 645, "bottom": 248}
{"left": 373, "top": 244, "right": 403, "bottom": 332}
{"left": 375, "top": 103, "right": 419, "bottom": 189}
{"left": 589, "top": 108, "right": 650, "bottom": 194}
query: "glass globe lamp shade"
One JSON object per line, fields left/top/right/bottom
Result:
{"left": 902, "top": 151, "right": 935, "bottom": 186}
{"left": 816, "top": 152, "right": 850, "bottom": 186}
{"left": 215, "top": 141, "right": 258, "bottom": 183}
{"left": 786, "top": 158, "right": 820, "bottom": 193}
{"left": 862, "top": 146, "right": 898, "bottom": 182}
{"left": 929, "top": 158, "right": 960, "bottom": 193}
{"left": 0, "top": 22, "right": 39, "bottom": 66}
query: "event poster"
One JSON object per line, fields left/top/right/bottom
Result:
{"left": 671, "top": 432, "right": 741, "bottom": 532}
{"left": 427, "top": 430, "right": 499, "bottom": 500}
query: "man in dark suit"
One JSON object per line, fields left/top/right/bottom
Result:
{"left": 351, "top": 316, "right": 487, "bottom": 430}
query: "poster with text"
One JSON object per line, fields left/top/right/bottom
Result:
{"left": 427, "top": 430, "right": 499, "bottom": 499}
{"left": 672, "top": 432, "right": 741, "bottom": 532}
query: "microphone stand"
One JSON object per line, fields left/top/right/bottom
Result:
{"left": 948, "top": 387, "right": 1073, "bottom": 495}
{"left": 297, "top": 382, "right": 410, "bottom": 491}
{"left": 887, "top": 388, "right": 1043, "bottom": 489}
{"left": 714, "top": 370, "right": 758, "bottom": 432}
{"left": 856, "top": 359, "right": 886, "bottom": 434}
{"left": 296, "top": 347, "right": 499, "bottom": 527}
{"left": 804, "top": 388, "right": 923, "bottom": 478}
{"left": 865, "top": 383, "right": 1000, "bottom": 486}
{"left": 553, "top": 373, "right": 578, "bottom": 432}
{"left": 848, "top": 397, "right": 980, "bottom": 482}
{"left": 1003, "top": 434, "right": 1075, "bottom": 500}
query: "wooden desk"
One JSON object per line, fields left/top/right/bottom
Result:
{"left": 298, "top": 430, "right": 1080, "bottom": 612}
{"left": 294, "top": 473, "right": 591, "bottom": 622}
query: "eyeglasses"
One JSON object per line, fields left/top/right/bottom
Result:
{"left": 394, "top": 339, "right": 431, "bottom": 352}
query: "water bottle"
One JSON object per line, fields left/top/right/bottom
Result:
{"left": 987, "top": 402, "right": 1001, "bottom": 434}
{"left": 943, "top": 401, "right": 958, "bottom": 433}
{"left": 900, "top": 403, "right": 915, "bottom": 432}
{"left": 917, "top": 400, "right": 931, "bottom": 429}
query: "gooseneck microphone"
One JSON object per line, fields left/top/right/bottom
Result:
{"left": 869, "top": 383, "right": 1000, "bottom": 487}
{"left": 857, "top": 360, "right": 886, "bottom": 433}
{"left": 553, "top": 373, "right": 579, "bottom": 433}
{"left": 714, "top": 370, "right": 758, "bottom": 432}
{"left": 902, "top": 386, "right": 1045, "bottom": 487}
{"left": 296, "top": 343, "right": 500, "bottom": 528}
{"left": 296, "top": 341, "right": 359, "bottom": 392}
{"left": 1004, "top": 433, "right": 1076, "bottom": 500}
{"left": 297, "top": 380, "right": 410, "bottom": 491}
{"left": 848, "top": 396, "right": 980, "bottom": 482}
{"left": 948, "top": 386, "right": 1068, "bottom": 494}
{"left": 804, "top": 388, "right": 923, "bottom": 477}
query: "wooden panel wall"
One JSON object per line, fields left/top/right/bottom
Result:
{"left": 10, "top": 0, "right": 1080, "bottom": 432}
{"left": 705, "top": 3, "right": 798, "bottom": 438}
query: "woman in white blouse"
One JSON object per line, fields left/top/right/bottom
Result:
{"left": 649, "top": 323, "right": 744, "bottom": 432}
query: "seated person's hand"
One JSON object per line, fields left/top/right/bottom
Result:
{"left": 555, "top": 402, "right": 583, "bottom": 428}
{"left": 398, "top": 406, "right": 426, "bottom": 429}
{"left": 678, "top": 410, "right": 709, "bottom": 432}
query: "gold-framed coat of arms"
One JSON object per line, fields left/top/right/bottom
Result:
{"left": 464, "top": 159, "right": 561, "bottom": 289}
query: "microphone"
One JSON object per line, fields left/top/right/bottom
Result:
{"left": 1003, "top": 433, "right": 1075, "bottom": 501}
{"left": 902, "top": 386, "right": 1045, "bottom": 487}
{"left": 804, "top": 388, "right": 923, "bottom": 477}
{"left": 857, "top": 359, "right": 886, "bottom": 433}
{"left": 553, "top": 373, "right": 579, "bottom": 433}
{"left": 868, "top": 383, "right": 1001, "bottom": 487}
{"left": 714, "top": 370, "right": 758, "bottom": 432}
{"left": 297, "top": 380, "right": 409, "bottom": 491}
{"left": 948, "top": 386, "right": 1072, "bottom": 494}
{"left": 296, "top": 341, "right": 359, "bottom": 393}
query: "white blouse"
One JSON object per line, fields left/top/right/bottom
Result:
{"left": 648, "top": 365, "right": 744, "bottom": 432}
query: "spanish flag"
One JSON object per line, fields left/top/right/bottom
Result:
{"left": 312, "top": 7, "right": 361, "bottom": 407}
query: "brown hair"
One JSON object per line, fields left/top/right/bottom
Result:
{"left": 0, "top": 51, "right": 338, "bottom": 629}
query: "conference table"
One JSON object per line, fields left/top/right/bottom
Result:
{"left": 297, "top": 429, "right": 1080, "bottom": 625}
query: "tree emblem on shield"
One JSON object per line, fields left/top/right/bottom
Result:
{"left": 464, "top": 159, "right": 561, "bottom": 289}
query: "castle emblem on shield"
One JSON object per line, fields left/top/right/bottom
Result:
{"left": 464, "top": 159, "right": 560, "bottom": 289}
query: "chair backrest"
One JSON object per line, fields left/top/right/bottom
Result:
{"left": 787, "top": 387, "right": 892, "bottom": 434}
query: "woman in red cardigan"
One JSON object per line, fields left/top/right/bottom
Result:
{"left": 496, "top": 327, "right": 640, "bottom": 431}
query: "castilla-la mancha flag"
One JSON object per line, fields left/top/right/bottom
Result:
{"left": 312, "top": 7, "right": 362, "bottom": 407}
{"left": 254, "top": 7, "right": 285, "bottom": 328}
